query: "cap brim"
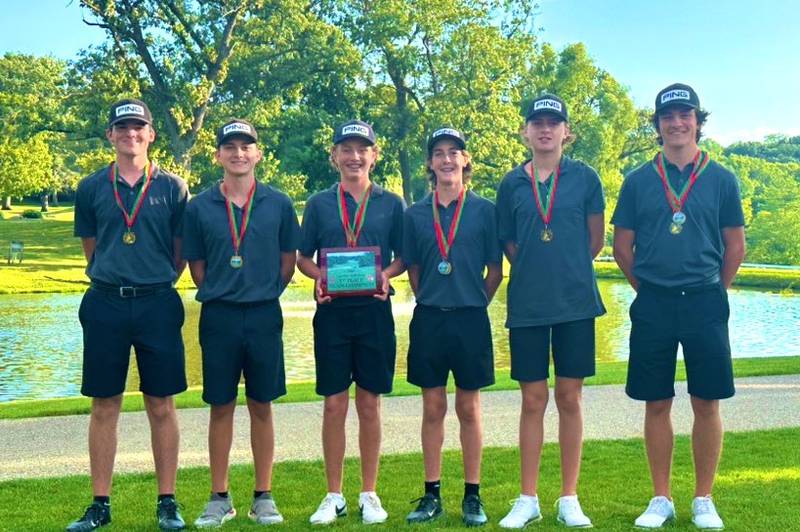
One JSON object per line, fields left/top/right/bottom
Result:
{"left": 525, "top": 110, "right": 567, "bottom": 122}
{"left": 109, "top": 117, "right": 151, "bottom": 127}
{"left": 334, "top": 134, "right": 375, "bottom": 145}
{"left": 428, "top": 134, "right": 466, "bottom": 153}
{"left": 217, "top": 132, "right": 258, "bottom": 146}
{"left": 657, "top": 102, "right": 698, "bottom": 112}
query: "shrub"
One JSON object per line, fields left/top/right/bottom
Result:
{"left": 21, "top": 210, "right": 43, "bottom": 219}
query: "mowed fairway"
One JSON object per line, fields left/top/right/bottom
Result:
{"left": 0, "top": 428, "right": 797, "bottom": 531}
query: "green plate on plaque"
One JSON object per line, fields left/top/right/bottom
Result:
{"left": 320, "top": 246, "right": 382, "bottom": 297}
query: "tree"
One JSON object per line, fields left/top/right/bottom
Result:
{"left": 0, "top": 54, "right": 67, "bottom": 208}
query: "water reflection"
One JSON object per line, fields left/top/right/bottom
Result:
{"left": 0, "top": 280, "right": 798, "bottom": 402}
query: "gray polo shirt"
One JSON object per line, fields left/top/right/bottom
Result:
{"left": 497, "top": 157, "right": 606, "bottom": 328}
{"left": 299, "top": 183, "right": 405, "bottom": 307}
{"left": 611, "top": 154, "right": 745, "bottom": 287}
{"left": 403, "top": 191, "right": 502, "bottom": 308}
{"left": 182, "top": 182, "right": 301, "bottom": 303}
{"left": 74, "top": 164, "right": 189, "bottom": 285}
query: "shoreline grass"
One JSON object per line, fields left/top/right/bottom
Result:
{"left": 2, "top": 205, "right": 799, "bottom": 294}
{"left": 1, "top": 355, "right": 798, "bottom": 420}
{"left": 1, "top": 428, "right": 797, "bottom": 530}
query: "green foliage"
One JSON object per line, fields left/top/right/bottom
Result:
{"left": 21, "top": 210, "right": 43, "bottom": 219}
{"left": 726, "top": 134, "right": 800, "bottom": 164}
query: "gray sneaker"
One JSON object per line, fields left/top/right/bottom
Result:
{"left": 249, "top": 494, "right": 284, "bottom": 525}
{"left": 194, "top": 494, "right": 236, "bottom": 528}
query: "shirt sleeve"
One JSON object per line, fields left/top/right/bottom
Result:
{"left": 719, "top": 171, "right": 745, "bottom": 228}
{"left": 73, "top": 177, "right": 97, "bottom": 238}
{"left": 171, "top": 176, "right": 190, "bottom": 238}
{"left": 298, "top": 198, "right": 318, "bottom": 258}
{"left": 496, "top": 176, "right": 516, "bottom": 243}
{"left": 279, "top": 195, "right": 302, "bottom": 252}
{"left": 389, "top": 196, "right": 406, "bottom": 261}
{"left": 611, "top": 174, "right": 637, "bottom": 230}
{"left": 483, "top": 202, "right": 503, "bottom": 265}
{"left": 180, "top": 200, "right": 205, "bottom": 261}
{"left": 585, "top": 167, "right": 606, "bottom": 215}
{"left": 401, "top": 210, "right": 418, "bottom": 266}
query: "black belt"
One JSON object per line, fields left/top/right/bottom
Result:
{"left": 90, "top": 281, "right": 173, "bottom": 298}
{"left": 640, "top": 276, "right": 721, "bottom": 296}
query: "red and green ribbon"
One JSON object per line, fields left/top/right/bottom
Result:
{"left": 221, "top": 180, "right": 257, "bottom": 256}
{"left": 528, "top": 161, "right": 560, "bottom": 226}
{"left": 337, "top": 183, "right": 372, "bottom": 247}
{"left": 653, "top": 150, "right": 711, "bottom": 213}
{"left": 109, "top": 160, "right": 154, "bottom": 232}
{"left": 432, "top": 188, "right": 466, "bottom": 261}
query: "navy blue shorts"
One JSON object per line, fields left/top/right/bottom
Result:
{"left": 79, "top": 286, "right": 187, "bottom": 398}
{"left": 626, "top": 282, "right": 734, "bottom": 401}
{"left": 509, "top": 318, "right": 596, "bottom": 382}
{"left": 199, "top": 299, "right": 286, "bottom": 405}
{"left": 407, "top": 305, "right": 495, "bottom": 390}
{"left": 313, "top": 299, "right": 396, "bottom": 396}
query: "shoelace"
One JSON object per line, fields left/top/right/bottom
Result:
{"left": 409, "top": 494, "right": 437, "bottom": 511}
{"left": 159, "top": 499, "right": 182, "bottom": 519}
{"left": 319, "top": 495, "right": 341, "bottom": 513}
{"left": 647, "top": 498, "right": 672, "bottom": 515}
{"left": 81, "top": 504, "right": 106, "bottom": 523}
{"left": 362, "top": 494, "right": 381, "bottom": 511}
{"left": 201, "top": 500, "right": 230, "bottom": 519}
{"left": 464, "top": 496, "right": 483, "bottom": 514}
{"left": 695, "top": 498, "right": 715, "bottom": 515}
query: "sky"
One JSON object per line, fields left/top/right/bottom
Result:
{"left": 1, "top": 0, "right": 798, "bottom": 146}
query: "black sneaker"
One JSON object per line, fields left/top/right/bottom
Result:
{"left": 406, "top": 493, "right": 444, "bottom": 523}
{"left": 462, "top": 494, "right": 488, "bottom": 527}
{"left": 156, "top": 497, "right": 186, "bottom": 531}
{"left": 66, "top": 502, "right": 111, "bottom": 532}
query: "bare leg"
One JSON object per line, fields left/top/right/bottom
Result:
{"left": 421, "top": 387, "right": 447, "bottom": 481}
{"left": 89, "top": 395, "right": 124, "bottom": 496}
{"left": 554, "top": 377, "right": 585, "bottom": 496}
{"left": 355, "top": 386, "right": 381, "bottom": 492}
{"left": 322, "top": 391, "right": 349, "bottom": 493}
{"left": 690, "top": 397, "right": 723, "bottom": 497}
{"left": 519, "top": 381, "right": 549, "bottom": 496}
{"left": 143, "top": 394, "right": 180, "bottom": 495}
{"left": 207, "top": 401, "right": 236, "bottom": 492}
{"left": 455, "top": 388, "right": 482, "bottom": 484}
{"left": 644, "top": 398, "right": 674, "bottom": 497}
{"left": 248, "top": 399, "right": 275, "bottom": 492}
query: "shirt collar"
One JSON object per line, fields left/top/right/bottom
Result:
{"left": 328, "top": 181, "right": 385, "bottom": 198}
{"left": 211, "top": 180, "right": 268, "bottom": 202}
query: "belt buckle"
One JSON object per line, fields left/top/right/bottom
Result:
{"left": 119, "top": 286, "right": 136, "bottom": 298}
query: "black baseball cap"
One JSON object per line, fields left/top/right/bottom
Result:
{"left": 216, "top": 119, "right": 258, "bottom": 147}
{"left": 333, "top": 119, "right": 376, "bottom": 145}
{"left": 655, "top": 83, "right": 700, "bottom": 113}
{"left": 427, "top": 127, "right": 467, "bottom": 156}
{"left": 525, "top": 93, "right": 568, "bottom": 122}
{"left": 108, "top": 98, "right": 153, "bottom": 128}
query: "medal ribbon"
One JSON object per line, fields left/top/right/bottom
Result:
{"left": 337, "top": 183, "right": 372, "bottom": 247}
{"left": 431, "top": 188, "right": 466, "bottom": 260}
{"left": 109, "top": 161, "right": 154, "bottom": 231}
{"left": 528, "top": 161, "right": 560, "bottom": 226}
{"left": 221, "top": 180, "right": 257, "bottom": 256}
{"left": 653, "top": 150, "right": 711, "bottom": 213}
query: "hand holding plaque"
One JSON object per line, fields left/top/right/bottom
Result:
{"left": 319, "top": 246, "right": 382, "bottom": 298}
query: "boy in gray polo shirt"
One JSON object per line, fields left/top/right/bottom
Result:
{"left": 297, "top": 120, "right": 405, "bottom": 525}
{"left": 612, "top": 83, "right": 745, "bottom": 529}
{"left": 182, "top": 119, "right": 300, "bottom": 528}
{"left": 403, "top": 127, "right": 503, "bottom": 527}
{"left": 496, "top": 94, "right": 605, "bottom": 529}
{"left": 69, "top": 99, "right": 188, "bottom": 532}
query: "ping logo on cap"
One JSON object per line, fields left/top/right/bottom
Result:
{"left": 116, "top": 104, "right": 145, "bottom": 117}
{"left": 433, "top": 128, "right": 460, "bottom": 138}
{"left": 222, "top": 122, "right": 252, "bottom": 136}
{"left": 342, "top": 124, "right": 370, "bottom": 136}
{"left": 534, "top": 99, "right": 563, "bottom": 112}
{"left": 661, "top": 90, "right": 691, "bottom": 104}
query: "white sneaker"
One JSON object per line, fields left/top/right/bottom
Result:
{"left": 692, "top": 496, "right": 724, "bottom": 530}
{"left": 309, "top": 493, "right": 347, "bottom": 525}
{"left": 634, "top": 496, "right": 676, "bottom": 528}
{"left": 556, "top": 495, "right": 592, "bottom": 528}
{"left": 499, "top": 495, "right": 542, "bottom": 528}
{"left": 359, "top": 491, "right": 388, "bottom": 524}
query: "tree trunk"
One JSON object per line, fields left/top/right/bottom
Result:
{"left": 399, "top": 147, "right": 413, "bottom": 204}
{"left": 41, "top": 194, "right": 49, "bottom": 212}
{"left": 2, "top": 196, "right": 11, "bottom": 210}
{"left": 51, "top": 190, "right": 59, "bottom": 206}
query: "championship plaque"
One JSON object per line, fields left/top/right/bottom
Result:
{"left": 320, "top": 246, "right": 382, "bottom": 297}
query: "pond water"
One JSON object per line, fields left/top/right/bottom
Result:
{"left": 0, "top": 279, "right": 798, "bottom": 402}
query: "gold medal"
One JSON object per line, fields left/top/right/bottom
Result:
{"left": 540, "top": 227, "right": 554, "bottom": 242}
{"left": 230, "top": 255, "right": 243, "bottom": 268}
{"left": 122, "top": 231, "right": 136, "bottom": 245}
{"left": 669, "top": 222, "right": 683, "bottom": 235}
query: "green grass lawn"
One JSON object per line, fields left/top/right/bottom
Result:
{"left": 2, "top": 355, "right": 798, "bottom": 420}
{"left": 1, "top": 428, "right": 796, "bottom": 531}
